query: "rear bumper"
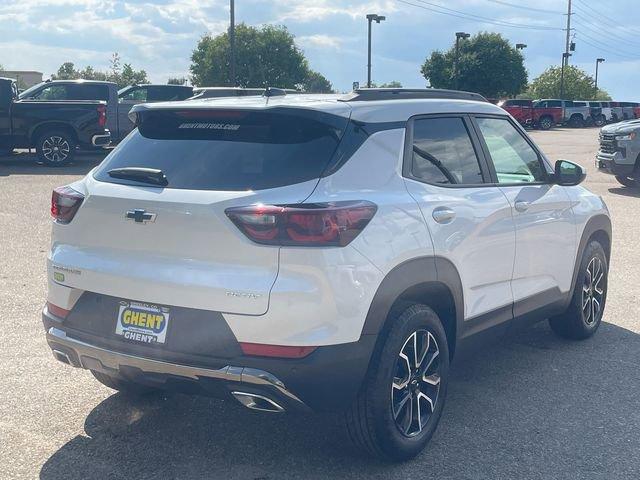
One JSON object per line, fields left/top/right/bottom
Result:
{"left": 43, "top": 307, "right": 377, "bottom": 413}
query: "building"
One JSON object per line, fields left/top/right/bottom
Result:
{"left": 0, "top": 71, "right": 43, "bottom": 89}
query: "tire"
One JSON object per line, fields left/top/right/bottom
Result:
{"left": 569, "top": 115, "right": 584, "bottom": 128}
{"left": 35, "top": 129, "right": 76, "bottom": 166}
{"left": 585, "top": 116, "right": 595, "bottom": 127}
{"left": 549, "top": 241, "right": 608, "bottom": 340}
{"left": 539, "top": 116, "right": 553, "bottom": 130}
{"left": 594, "top": 115, "right": 606, "bottom": 127}
{"left": 91, "top": 370, "right": 159, "bottom": 396}
{"left": 615, "top": 175, "right": 638, "bottom": 188}
{"left": 345, "top": 304, "right": 449, "bottom": 461}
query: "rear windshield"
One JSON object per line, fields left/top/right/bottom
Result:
{"left": 93, "top": 108, "right": 348, "bottom": 191}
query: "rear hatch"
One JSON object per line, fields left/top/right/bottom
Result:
{"left": 50, "top": 103, "right": 351, "bottom": 315}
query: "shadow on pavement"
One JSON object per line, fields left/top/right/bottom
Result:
{"left": 0, "top": 151, "right": 106, "bottom": 176}
{"left": 40, "top": 321, "right": 640, "bottom": 480}
{"left": 608, "top": 187, "right": 640, "bottom": 198}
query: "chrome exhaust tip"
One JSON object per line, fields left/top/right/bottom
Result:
{"left": 231, "top": 391, "right": 285, "bottom": 413}
{"left": 52, "top": 349, "right": 72, "bottom": 365}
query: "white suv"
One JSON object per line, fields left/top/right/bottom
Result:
{"left": 44, "top": 89, "right": 611, "bottom": 461}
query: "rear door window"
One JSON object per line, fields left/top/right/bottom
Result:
{"left": 32, "top": 85, "right": 69, "bottom": 100}
{"left": 93, "top": 108, "right": 348, "bottom": 191}
{"left": 67, "top": 84, "right": 109, "bottom": 101}
{"left": 407, "top": 116, "right": 485, "bottom": 185}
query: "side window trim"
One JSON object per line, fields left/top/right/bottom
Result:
{"left": 401, "top": 113, "right": 494, "bottom": 188}
{"left": 468, "top": 113, "right": 552, "bottom": 186}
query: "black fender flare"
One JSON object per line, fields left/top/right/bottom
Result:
{"left": 360, "top": 256, "right": 464, "bottom": 346}
{"left": 567, "top": 214, "right": 612, "bottom": 303}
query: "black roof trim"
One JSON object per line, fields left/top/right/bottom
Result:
{"left": 340, "top": 88, "right": 487, "bottom": 103}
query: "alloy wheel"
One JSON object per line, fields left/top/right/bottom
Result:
{"left": 391, "top": 329, "right": 441, "bottom": 437}
{"left": 582, "top": 257, "right": 605, "bottom": 326}
{"left": 42, "top": 136, "right": 70, "bottom": 163}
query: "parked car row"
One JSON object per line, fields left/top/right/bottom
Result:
{"left": 0, "top": 78, "right": 305, "bottom": 165}
{"left": 499, "top": 98, "right": 640, "bottom": 130}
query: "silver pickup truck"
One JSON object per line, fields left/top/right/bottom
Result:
{"left": 597, "top": 119, "right": 640, "bottom": 187}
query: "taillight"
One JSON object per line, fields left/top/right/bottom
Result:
{"left": 225, "top": 201, "right": 377, "bottom": 247}
{"left": 240, "top": 342, "right": 317, "bottom": 359}
{"left": 97, "top": 104, "right": 107, "bottom": 128}
{"left": 51, "top": 186, "right": 84, "bottom": 224}
{"left": 47, "top": 302, "right": 70, "bottom": 319}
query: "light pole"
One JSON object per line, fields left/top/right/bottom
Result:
{"left": 559, "top": 52, "right": 571, "bottom": 98}
{"left": 230, "top": 0, "right": 236, "bottom": 86}
{"left": 516, "top": 43, "right": 527, "bottom": 51}
{"left": 366, "top": 14, "right": 386, "bottom": 88}
{"left": 454, "top": 32, "right": 470, "bottom": 90}
{"left": 595, "top": 58, "right": 605, "bottom": 99}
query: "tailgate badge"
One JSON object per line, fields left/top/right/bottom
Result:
{"left": 125, "top": 209, "right": 157, "bottom": 224}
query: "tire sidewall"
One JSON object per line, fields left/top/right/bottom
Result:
{"left": 368, "top": 305, "right": 450, "bottom": 460}
{"left": 36, "top": 130, "right": 76, "bottom": 166}
{"left": 572, "top": 241, "right": 608, "bottom": 334}
{"left": 540, "top": 117, "right": 552, "bottom": 130}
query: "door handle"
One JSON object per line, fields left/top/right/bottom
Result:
{"left": 514, "top": 200, "right": 530, "bottom": 212}
{"left": 432, "top": 207, "right": 456, "bottom": 224}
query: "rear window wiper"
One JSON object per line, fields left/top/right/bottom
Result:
{"left": 107, "top": 167, "right": 168, "bottom": 186}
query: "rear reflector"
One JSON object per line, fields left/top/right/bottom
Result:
{"left": 51, "top": 186, "right": 84, "bottom": 224}
{"left": 47, "top": 302, "right": 70, "bottom": 319}
{"left": 240, "top": 343, "right": 317, "bottom": 359}
{"left": 226, "top": 201, "right": 377, "bottom": 247}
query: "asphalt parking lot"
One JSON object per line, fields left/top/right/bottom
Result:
{"left": 1, "top": 128, "right": 639, "bottom": 480}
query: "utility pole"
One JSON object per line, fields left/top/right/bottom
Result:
{"left": 560, "top": 0, "right": 572, "bottom": 98}
{"left": 366, "top": 14, "right": 385, "bottom": 88}
{"left": 595, "top": 58, "right": 605, "bottom": 99}
{"left": 230, "top": 0, "right": 236, "bottom": 87}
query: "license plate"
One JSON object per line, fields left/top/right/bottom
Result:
{"left": 115, "top": 300, "right": 170, "bottom": 345}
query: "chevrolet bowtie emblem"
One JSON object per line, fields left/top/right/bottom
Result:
{"left": 125, "top": 209, "right": 157, "bottom": 224}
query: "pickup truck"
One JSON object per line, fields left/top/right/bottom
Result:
{"left": 597, "top": 119, "right": 640, "bottom": 187}
{"left": 498, "top": 99, "right": 562, "bottom": 130}
{"left": 534, "top": 99, "right": 592, "bottom": 128}
{"left": 0, "top": 77, "right": 110, "bottom": 165}
{"left": 573, "top": 101, "right": 606, "bottom": 127}
{"left": 588, "top": 101, "right": 613, "bottom": 123}
{"left": 620, "top": 102, "right": 639, "bottom": 120}
{"left": 18, "top": 80, "right": 192, "bottom": 142}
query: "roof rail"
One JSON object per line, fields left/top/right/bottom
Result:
{"left": 340, "top": 88, "right": 487, "bottom": 103}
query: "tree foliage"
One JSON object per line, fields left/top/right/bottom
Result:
{"left": 190, "top": 24, "right": 331, "bottom": 91}
{"left": 379, "top": 81, "right": 403, "bottom": 88}
{"left": 51, "top": 53, "right": 149, "bottom": 88}
{"left": 421, "top": 32, "right": 527, "bottom": 98}
{"left": 526, "top": 65, "right": 611, "bottom": 100}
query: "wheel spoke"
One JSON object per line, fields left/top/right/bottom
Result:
{"left": 413, "top": 393, "right": 422, "bottom": 434}
{"left": 393, "top": 391, "right": 411, "bottom": 419}
{"left": 417, "top": 390, "right": 435, "bottom": 413}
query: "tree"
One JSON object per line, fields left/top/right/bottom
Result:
{"left": 379, "top": 81, "right": 403, "bottom": 88}
{"left": 190, "top": 24, "right": 330, "bottom": 89}
{"left": 51, "top": 53, "right": 148, "bottom": 88}
{"left": 526, "top": 65, "right": 611, "bottom": 100}
{"left": 300, "top": 70, "right": 333, "bottom": 93}
{"left": 421, "top": 32, "right": 527, "bottom": 98}
{"left": 168, "top": 77, "right": 188, "bottom": 85}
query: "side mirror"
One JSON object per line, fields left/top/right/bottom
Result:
{"left": 554, "top": 159, "right": 586, "bottom": 186}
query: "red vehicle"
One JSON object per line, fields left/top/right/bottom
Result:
{"left": 633, "top": 104, "right": 640, "bottom": 119}
{"left": 498, "top": 99, "right": 563, "bottom": 130}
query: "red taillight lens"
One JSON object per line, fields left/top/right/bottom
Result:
{"left": 97, "top": 104, "right": 107, "bottom": 128}
{"left": 51, "top": 186, "right": 84, "bottom": 224}
{"left": 226, "top": 201, "right": 377, "bottom": 247}
{"left": 240, "top": 342, "right": 317, "bottom": 359}
{"left": 47, "top": 302, "right": 70, "bottom": 319}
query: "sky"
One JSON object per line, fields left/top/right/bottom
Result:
{"left": 1, "top": 0, "right": 640, "bottom": 99}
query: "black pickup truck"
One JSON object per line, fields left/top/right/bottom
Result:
{"left": 0, "top": 77, "right": 111, "bottom": 165}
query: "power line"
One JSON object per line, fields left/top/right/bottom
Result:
{"left": 572, "top": 7, "right": 640, "bottom": 44}
{"left": 573, "top": 0, "right": 640, "bottom": 33}
{"left": 576, "top": 34, "right": 639, "bottom": 61}
{"left": 573, "top": 13, "right": 640, "bottom": 53}
{"left": 483, "top": 0, "right": 563, "bottom": 15}
{"left": 396, "top": 0, "right": 562, "bottom": 31}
